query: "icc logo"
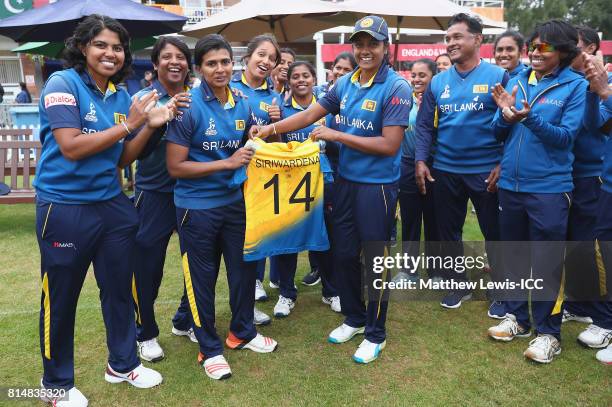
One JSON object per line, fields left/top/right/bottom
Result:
{"left": 205, "top": 118, "right": 217, "bottom": 136}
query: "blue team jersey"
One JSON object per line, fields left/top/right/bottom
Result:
{"left": 401, "top": 94, "right": 420, "bottom": 160}
{"left": 166, "top": 80, "right": 253, "bottom": 210}
{"left": 318, "top": 64, "right": 412, "bottom": 184}
{"left": 34, "top": 68, "right": 131, "bottom": 204}
{"left": 584, "top": 73, "right": 612, "bottom": 191}
{"left": 572, "top": 72, "right": 610, "bottom": 178}
{"left": 509, "top": 63, "right": 528, "bottom": 79}
{"left": 415, "top": 60, "right": 506, "bottom": 174}
{"left": 230, "top": 72, "right": 280, "bottom": 126}
{"left": 493, "top": 67, "right": 587, "bottom": 193}
{"left": 281, "top": 95, "right": 328, "bottom": 142}
{"left": 131, "top": 80, "right": 189, "bottom": 193}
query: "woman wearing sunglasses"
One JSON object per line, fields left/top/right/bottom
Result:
{"left": 487, "top": 20, "right": 586, "bottom": 364}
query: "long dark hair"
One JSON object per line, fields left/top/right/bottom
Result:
{"left": 242, "top": 34, "right": 281, "bottom": 68}
{"left": 494, "top": 30, "right": 525, "bottom": 53}
{"left": 151, "top": 36, "right": 192, "bottom": 85}
{"left": 62, "top": 14, "right": 132, "bottom": 84}
{"left": 528, "top": 20, "right": 579, "bottom": 69}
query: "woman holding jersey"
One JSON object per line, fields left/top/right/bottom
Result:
{"left": 166, "top": 34, "right": 278, "bottom": 381}
{"left": 252, "top": 15, "right": 412, "bottom": 364}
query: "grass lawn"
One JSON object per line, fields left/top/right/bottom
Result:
{"left": 0, "top": 203, "right": 610, "bottom": 406}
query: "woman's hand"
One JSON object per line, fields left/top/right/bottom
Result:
{"left": 311, "top": 125, "right": 341, "bottom": 143}
{"left": 492, "top": 83, "right": 518, "bottom": 110}
{"left": 126, "top": 90, "right": 159, "bottom": 131}
{"left": 167, "top": 92, "right": 191, "bottom": 116}
{"left": 146, "top": 105, "right": 174, "bottom": 129}
{"left": 508, "top": 99, "right": 531, "bottom": 122}
{"left": 585, "top": 54, "right": 610, "bottom": 100}
{"left": 249, "top": 124, "right": 274, "bottom": 139}
{"left": 267, "top": 98, "right": 281, "bottom": 122}
{"left": 225, "top": 147, "right": 254, "bottom": 169}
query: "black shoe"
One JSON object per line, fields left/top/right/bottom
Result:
{"left": 302, "top": 268, "right": 321, "bottom": 286}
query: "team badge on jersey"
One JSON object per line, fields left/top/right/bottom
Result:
{"left": 84, "top": 103, "right": 97, "bottom": 122}
{"left": 114, "top": 113, "right": 127, "bottom": 124}
{"left": 205, "top": 118, "right": 217, "bottom": 136}
{"left": 472, "top": 84, "right": 489, "bottom": 94}
{"left": 235, "top": 120, "right": 246, "bottom": 130}
{"left": 440, "top": 84, "right": 451, "bottom": 99}
{"left": 259, "top": 101, "right": 270, "bottom": 112}
{"left": 361, "top": 99, "right": 377, "bottom": 112}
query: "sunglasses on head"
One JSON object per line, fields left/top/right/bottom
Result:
{"left": 528, "top": 42, "right": 556, "bottom": 53}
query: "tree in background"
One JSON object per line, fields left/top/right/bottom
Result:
{"left": 505, "top": 0, "right": 611, "bottom": 39}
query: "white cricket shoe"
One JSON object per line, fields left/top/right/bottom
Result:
{"left": 353, "top": 339, "right": 386, "bottom": 364}
{"left": 273, "top": 295, "right": 295, "bottom": 318}
{"left": 226, "top": 332, "right": 278, "bottom": 353}
{"left": 487, "top": 314, "right": 531, "bottom": 342}
{"left": 595, "top": 344, "right": 612, "bottom": 365}
{"left": 40, "top": 382, "right": 88, "bottom": 407}
{"left": 255, "top": 279, "right": 268, "bottom": 301}
{"left": 328, "top": 323, "right": 365, "bottom": 344}
{"left": 199, "top": 354, "right": 232, "bottom": 380}
{"left": 577, "top": 324, "right": 612, "bottom": 348}
{"left": 322, "top": 296, "right": 341, "bottom": 313}
{"left": 171, "top": 326, "right": 198, "bottom": 343}
{"left": 562, "top": 309, "right": 593, "bottom": 324}
{"left": 137, "top": 338, "right": 164, "bottom": 362}
{"left": 524, "top": 334, "right": 561, "bottom": 364}
{"left": 254, "top": 307, "right": 271, "bottom": 325}
{"left": 104, "top": 364, "right": 163, "bottom": 388}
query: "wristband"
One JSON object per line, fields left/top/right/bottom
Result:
{"left": 272, "top": 122, "right": 277, "bottom": 136}
{"left": 121, "top": 121, "right": 131, "bottom": 135}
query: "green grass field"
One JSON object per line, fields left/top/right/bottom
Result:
{"left": 0, "top": 204, "right": 610, "bottom": 406}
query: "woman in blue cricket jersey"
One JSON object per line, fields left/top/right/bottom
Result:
{"left": 269, "top": 61, "right": 341, "bottom": 317}
{"left": 487, "top": 20, "right": 586, "bottom": 364}
{"left": 494, "top": 30, "right": 528, "bottom": 78}
{"left": 314, "top": 52, "right": 357, "bottom": 99}
{"left": 230, "top": 34, "right": 281, "bottom": 313}
{"left": 302, "top": 52, "right": 357, "bottom": 287}
{"left": 271, "top": 47, "right": 296, "bottom": 97}
{"left": 391, "top": 58, "right": 440, "bottom": 284}
{"left": 124, "top": 36, "right": 196, "bottom": 363}
{"left": 34, "top": 15, "right": 172, "bottom": 406}
{"left": 563, "top": 26, "right": 612, "bottom": 353}
{"left": 583, "top": 53, "right": 612, "bottom": 365}
{"left": 251, "top": 15, "right": 412, "bottom": 364}
{"left": 165, "top": 34, "right": 278, "bottom": 381}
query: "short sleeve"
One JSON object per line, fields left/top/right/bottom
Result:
{"left": 317, "top": 83, "right": 341, "bottom": 115}
{"left": 382, "top": 79, "right": 412, "bottom": 127}
{"left": 42, "top": 75, "right": 81, "bottom": 130}
{"left": 166, "top": 107, "right": 194, "bottom": 148}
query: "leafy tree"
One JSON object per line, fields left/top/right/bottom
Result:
{"left": 504, "top": 0, "right": 611, "bottom": 39}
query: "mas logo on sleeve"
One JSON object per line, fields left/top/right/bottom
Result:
{"left": 44, "top": 92, "right": 77, "bottom": 108}
{"left": 361, "top": 99, "right": 377, "bottom": 112}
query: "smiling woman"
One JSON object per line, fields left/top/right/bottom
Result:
{"left": 33, "top": 14, "right": 176, "bottom": 407}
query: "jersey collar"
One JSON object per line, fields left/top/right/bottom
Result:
{"left": 79, "top": 69, "right": 117, "bottom": 99}
{"left": 349, "top": 64, "right": 389, "bottom": 88}
{"left": 231, "top": 71, "right": 270, "bottom": 91}
{"left": 286, "top": 94, "right": 316, "bottom": 110}
{"left": 199, "top": 79, "right": 236, "bottom": 110}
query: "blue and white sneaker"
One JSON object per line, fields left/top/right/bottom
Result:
{"left": 328, "top": 323, "right": 365, "bottom": 344}
{"left": 353, "top": 339, "right": 386, "bottom": 364}
{"left": 488, "top": 301, "right": 506, "bottom": 319}
{"left": 440, "top": 291, "right": 472, "bottom": 309}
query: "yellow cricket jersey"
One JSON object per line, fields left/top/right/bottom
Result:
{"left": 243, "top": 138, "right": 330, "bottom": 260}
